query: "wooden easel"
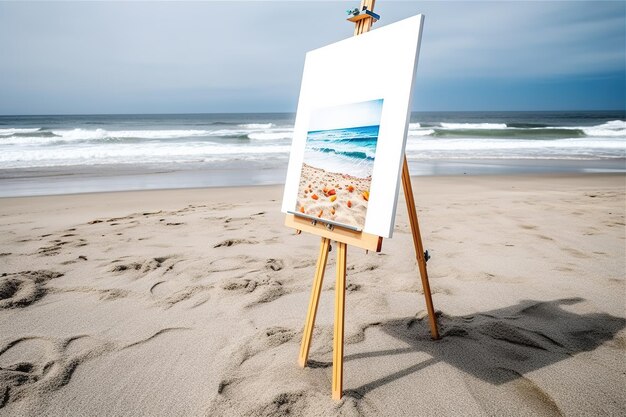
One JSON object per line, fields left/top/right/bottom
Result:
{"left": 285, "top": 0, "right": 439, "bottom": 400}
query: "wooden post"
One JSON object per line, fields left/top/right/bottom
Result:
{"left": 353, "top": 1, "right": 439, "bottom": 341}
{"left": 298, "top": 237, "right": 330, "bottom": 367}
{"left": 353, "top": 0, "right": 376, "bottom": 35}
{"left": 402, "top": 158, "right": 439, "bottom": 339}
{"left": 332, "top": 242, "right": 347, "bottom": 400}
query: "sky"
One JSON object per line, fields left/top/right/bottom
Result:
{"left": 309, "top": 99, "right": 384, "bottom": 131}
{"left": 0, "top": 1, "right": 624, "bottom": 115}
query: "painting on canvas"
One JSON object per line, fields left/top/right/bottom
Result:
{"left": 295, "top": 99, "right": 383, "bottom": 230}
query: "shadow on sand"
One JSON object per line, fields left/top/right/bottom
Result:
{"left": 339, "top": 298, "right": 625, "bottom": 398}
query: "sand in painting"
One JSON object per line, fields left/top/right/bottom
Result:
{"left": 296, "top": 163, "right": 371, "bottom": 228}
{"left": 294, "top": 99, "right": 383, "bottom": 229}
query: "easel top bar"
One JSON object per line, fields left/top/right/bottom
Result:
{"left": 347, "top": 10, "right": 380, "bottom": 23}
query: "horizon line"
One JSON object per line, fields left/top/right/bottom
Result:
{"left": 1, "top": 109, "right": 625, "bottom": 117}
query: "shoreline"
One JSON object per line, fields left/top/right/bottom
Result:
{"left": 0, "top": 158, "right": 624, "bottom": 198}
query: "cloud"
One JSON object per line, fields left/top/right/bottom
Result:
{"left": 0, "top": 1, "right": 623, "bottom": 113}
{"left": 379, "top": 1, "right": 626, "bottom": 78}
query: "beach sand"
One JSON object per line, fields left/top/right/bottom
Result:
{"left": 0, "top": 174, "right": 624, "bottom": 416}
{"left": 296, "top": 163, "right": 371, "bottom": 229}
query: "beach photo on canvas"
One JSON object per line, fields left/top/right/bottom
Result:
{"left": 295, "top": 98, "right": 383, "bottom": 230}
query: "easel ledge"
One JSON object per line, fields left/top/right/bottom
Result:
{"left": 284, "top": 214, "right": 383, "bottom": 252}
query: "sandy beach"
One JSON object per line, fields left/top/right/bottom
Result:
{"left": 0, "top": 174, "right": 624, "bottom": 416}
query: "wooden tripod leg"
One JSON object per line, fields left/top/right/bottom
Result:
{"left": 332, "top": 242, "right": 347, "bottom": 400}
{"left": 401, "top": 157, "right": 440, "bottom": 339}
{"left": 298, "top": 237, "right": 331, "bottom": 367}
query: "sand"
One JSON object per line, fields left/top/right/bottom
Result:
{"left": 0, "top": 174, "right": 624, "bottom": 416}
{"left": 296, "top": 164, "right": 371, "bottom": 229}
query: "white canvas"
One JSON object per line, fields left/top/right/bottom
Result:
{"left": 281, "top": 14, "right": 425, "bottom": 238}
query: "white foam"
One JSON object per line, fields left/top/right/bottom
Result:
{"left": 0, "top": 142, "right": 292, "bottom": 168}
{"left": 52, "top": 128, "right": 213, "bottom": 140}
{"left": 239, "top": 123, "right": 274, "bottom": 129}
{"left": 0, "top": 128, "right": 41, "bottom": 135}
{"left": 582, "top": 128, "right": 626, "bottom": 138}
{"left": 439, "top": 122, "right": 508, "bottom": 129}
{"left": 407, "top": 122, "right": 434, "bottom": 137}
{"left": 597, "top": 120, "right": 626, "bottom": 129}
{"left": 582, "top": 120, "right": 626, "bottom": 137}
{"left": 0, "top": 128, "right": 223, "bottom": 145}
{"left": 0, "top": 136, "right": 56, "bottom": 145}
{"left": 205, "top": 129, "right": 249, "bottom": 137}
{"left": 403, "top": 138, "right": 626, "bottom": 161}
{"left": 407, "top": 129, "right": 435, "bottom": 137}
{"left": 247, "top": 131, "right": 293, "bottom": 141}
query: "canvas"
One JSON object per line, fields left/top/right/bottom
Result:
{"left": 282, "top": 14, "right": 424, "bottom": 238}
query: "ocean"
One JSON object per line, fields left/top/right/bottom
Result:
{"left": 0, "top": 111, "right": 624, "bottom": 196}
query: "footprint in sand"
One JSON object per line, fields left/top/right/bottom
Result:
{"left": 37, "top": 240, "right": 70, "bottom": 256}
{"left": 221, "top": 271, "right": 288, "bottom": 307}
{"left": 250, "top": 285, "right": 286, "bottom": 306}
{"left": 149, "top": 280, "right": 212, "bottom": 309}
{"left": 209, "top": 326, "right": 376, "bottom": 416}
{"left": 110, "top": 256, "right": 175, "bottom": 274}
{"left": 163, "top": 286, "right": 213, "bottom": 308}
{"left": 0, "top": 335, "right": 117, "bottom": 410}
{"left": 110, "top": 262, "right": 142, "bottom": 273}
{"left": 265, "top": 259, "right": 284, "bottom": 271}
{"left": 347, "top": 263, "right": 379, "bottom": 273}
{"left": 105, "top": 215, "right": 135, "bottom": 223}
{"left": 222, "top": 278, "right": 259, "bottom": 293}
{"left": 0, "top": 329, "right": 192, "bottom": 410}
{"left": 208, "top": 255, "right": 258, "bottom": 273}
{"left": 0, "top": 270, "right": 63, "bottom": 309}
{"left": 213, "top": 239, "right": 259, "bottom": 248}
{"left": 0, "top": 337, "right": 60, "bottom": 408}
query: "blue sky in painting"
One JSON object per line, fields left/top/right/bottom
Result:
{"left": 309, "top": 99, "right": 384, "bottom": 131}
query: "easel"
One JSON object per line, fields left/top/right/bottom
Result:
{"left": 284, "top": 0, "right": 439, "bottom": 400}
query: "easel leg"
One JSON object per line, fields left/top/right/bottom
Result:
{"left": 332, "top": 242, "right": 347, "bottom": 400}
{"left": 401, "top": 157, "right": 440, "bottom": 339}
{"left": 298, "top": 237, "right": 330, "bottom": 367}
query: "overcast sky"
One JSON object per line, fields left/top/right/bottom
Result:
{"left": 0, "top": 1, "right": 624, "bottom": 115}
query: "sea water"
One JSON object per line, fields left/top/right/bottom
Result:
{"left": 304, "top": 125, "right": 379, "bottom": 179}
{"left": 0, "top": 111, "right": 624, "bottom": 196}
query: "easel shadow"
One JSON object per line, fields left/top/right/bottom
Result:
{"left": 339, "top": 298, "right": 625, "bottom": 398}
